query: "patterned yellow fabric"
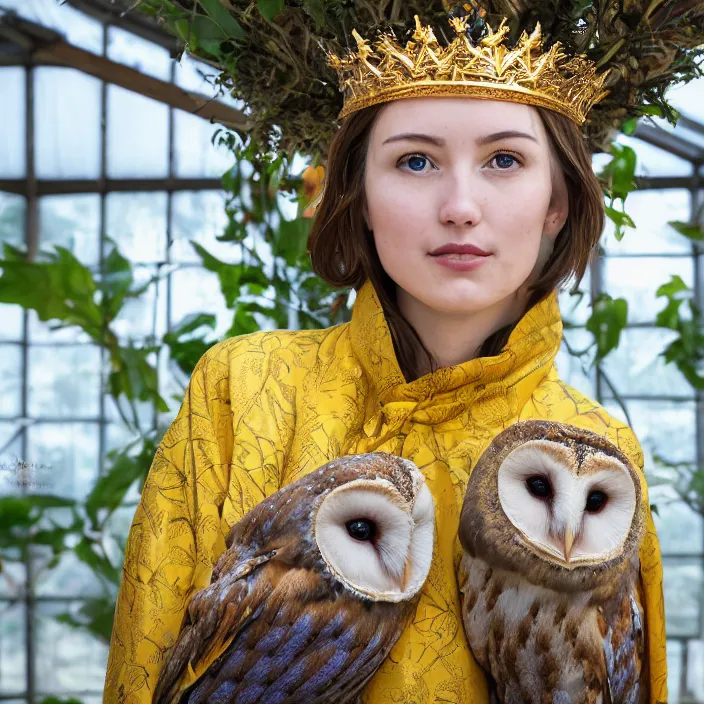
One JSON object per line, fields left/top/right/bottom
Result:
{"left": 104, "top": 280, "right": 667, "bottom": 704}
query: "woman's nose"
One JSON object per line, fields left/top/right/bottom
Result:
{"left": 438, "top": 176, "right": 483, "bottom": 227}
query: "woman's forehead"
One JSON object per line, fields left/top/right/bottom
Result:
{"left": 370, "top": 97, "right": 545, "bottom": 143}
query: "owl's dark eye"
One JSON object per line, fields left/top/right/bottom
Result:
{"left": 346, "top": 518, "right": 377, "bottom": 542}
{"left": 585, "top": 490, "right": 608, "bottom": 513}
{"left": 526, "top": 476, "right": 553, "bottom": 499}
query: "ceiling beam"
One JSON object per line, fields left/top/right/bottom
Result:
{"left": 64, "top": 0, "right": 182, "bottom": 55}
{"left": 0, "top": 12, "right": 247, "bottom": 130}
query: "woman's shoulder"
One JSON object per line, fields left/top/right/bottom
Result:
{"left": 195, "top": 321, "right": 353, "bottom": 376}
{"left": 524, "top": 370, "right": 643, "bottom": 470}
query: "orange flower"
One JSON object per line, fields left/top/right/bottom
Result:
{"left": 301, "top": 165, "right": 325, "bottom": 218}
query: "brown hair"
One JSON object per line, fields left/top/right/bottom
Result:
{"left": 308, "top": 103, "right": 604, "bottom": 381}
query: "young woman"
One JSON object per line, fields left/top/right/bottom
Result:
{"left": 104, "top": 14, "right": 670, "bottom": 704}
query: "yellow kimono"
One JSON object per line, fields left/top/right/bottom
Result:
{"left": 104, "top": 280, "right": 667, "bottom": 703}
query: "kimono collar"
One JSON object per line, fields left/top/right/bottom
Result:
{"left": 349, "top": 279, "right": 563, "bottom": 410}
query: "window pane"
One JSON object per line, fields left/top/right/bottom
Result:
{"left": 174, "top": 53, "right": 241, "bottom": 109}
{"left": 0, "top": 343, "right": 22, "bottom": 418}
{"left": 557, "top": 267, "right": 591, "bottom": 326}
{"left": 602, "top": 256, "right": 694, "bottom": 324}
{"left": 602, "top": 189, "right": 693, "bottom": 255}
{"left": 35, "top": 68, "right": 101, "bottom": 179}
{"left": 25, "top": 422, "right": 100, "bottom": 500}
{"left": 663, "top": 557, "right": 703, "bottom": 638}
{"left": 27, "top": 311, "right": 91, "bottom": 344}
{"left": 667, "top": 75, "right": 704, "bottom": 123}
{"left": 39, "top": 193, "right": 100, "bottom": 265}
{"left": 34, "top": 545, "right": 104, "bottom": 598}
{"left": 35, "top": 601, "right": 109, "bottom": 693}
{"left": 618, "top": 133, "right": 693, "bottom": 177}
{"left": 0, "top": 601, "right": 26, "bottom": 693}
{"left": 107, "top": 86, "right": 168, "bottom": 178}
{"left": 105, "top": 192, "right": 167, "bottom": 264}
{"left": 105, "top": 390, "right": 155, "bottom": 433}
{"left": 170, "top": 267, "right": 231, "bottom": 338}
{"left": 0, "top": 421, "right": 22, "bottom": 464}
{"left": 0, "top": 192, "right": 26, "bottom": 247}
{"left": 170, "top": 190, "right": 231, "bottom": 263}
{"left": 111, "top": 265, "right": 167, "bottom": 342}
{"left": 28, "top": 344, "right": 101, "bottom": 419}
{"left": 600, "top": 327, "right": 694, "bottom": 398}
{"left": 555, "top": 328, "right": 595, "bottom": 399}
{"left": 688, "top": 640, "right": 704, "bottom": 701}
{"left": 649, "top": 487, "right": 703, "bottom": 556}
{"left": 616, "top": 399, "right": 696, "bottom": 466}
{"left": 0, "top": 68, "right": 25, "bottom": 178}
{"left": 173, "top": 109, "right": 233, "bottom": 178}
{"left": 667, "top": 640, "right": 683, "bottom": 704}
{"left": 0, "top": 557, "right": 25, "bottom": 599}
{"left": 2, "top": 0, "right": 103, "bottom": 54}
{"left": 0, "top": 305, "right": 23, "bottom": 343}
{"left": 107, "top": 25, "right": 171, "bottom": 80}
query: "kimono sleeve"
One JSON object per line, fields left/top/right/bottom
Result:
{"left": 103, "top": 348, "right": 233, "bottom": 704}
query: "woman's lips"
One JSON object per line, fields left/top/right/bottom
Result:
{"left": 428, "top": 244, "right": 492, "bottom": 272}
{"left": 430, "top": 252, "right": 491, "bottom": 272}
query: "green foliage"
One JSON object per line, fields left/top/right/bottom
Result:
{"left": 655, "top": 275, "right": 704, "bottom": 389}
{"left": 599, "top": 143, "right": 638, "bottom": 241}
{"left": 0, "top": 133, "right": 347, "bottom": 668}
{"left": 586, "top": 293, "right": 629, "bottom": 361}
{"left": 653, "top": 454, "right": 704, "bottom": 517}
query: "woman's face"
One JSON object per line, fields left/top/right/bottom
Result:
{"left": 364, "top": 98, "right": 569, "bottom": 316}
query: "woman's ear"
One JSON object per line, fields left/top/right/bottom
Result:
{"left": 544, "top": 164, "right": 569, "bottom": 241}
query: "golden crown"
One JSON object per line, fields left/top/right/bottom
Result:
{"left": 328, "top": 15, "right": 610, "bottom": 125}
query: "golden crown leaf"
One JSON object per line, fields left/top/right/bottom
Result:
{"left": 328, "top": 15, "right": 611, "bottom": 125}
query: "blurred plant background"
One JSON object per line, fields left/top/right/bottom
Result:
{"left": 0, "top": 1, "right": 703, "bottom": 702}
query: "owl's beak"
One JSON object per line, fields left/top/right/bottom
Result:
{"left": 563, "top": 528, "right": 575, "bottom": 562}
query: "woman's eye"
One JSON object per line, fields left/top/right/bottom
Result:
{"left": 398, "top": 154, "right": 432, "bottom": 173}
{"left": 489, "top": 153, "right": 520, "bottom": 170}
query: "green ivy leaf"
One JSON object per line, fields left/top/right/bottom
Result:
{"left": 620, "top": 117, "right": 638, "bottom": 136}
{"left": 192, "top": 243, "right": 242, "bottom": 308}
{"left": 74, "top": 537, "right": 121, "bottom": 586}
{"left": 100, "top": 242, "right": 135, "bottom": 320}
{"left": 258, "top": 0, "right": 284, "bottom": 22}
{"left": 600, "top": 144, "right": 637, "bottom": 201}
{"left": 108, "top": 343, "right": 168, "bottom": 412}
{"left": 604, "top": 206, "right": 636, "bottom": 241}
{"left": 274, "top": 217, "right": 311, "bottom": 267}
{"left": 669, "top": 221, "right": 704, "bottom": 241}
{"left": 54, "top": 596, "right": 116, "bottom": 644}
{"left": 0, "top": 244, "right": 103, "bottom": 336}
{"left": 85, "top": 443, "right": 154, "bottom": 529}
{"left": 196, "top": 0, "right": 244, "bottom": 38}
{"left": 586, "top": 294, "right": 628, "bottom": 361}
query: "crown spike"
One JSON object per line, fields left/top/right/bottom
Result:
{"left": 329, "top": 15, "right": 609, "bottom": 124}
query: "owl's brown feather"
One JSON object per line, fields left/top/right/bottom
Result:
{"left": 459, "top": 421, "right": 648, "bottom": 704}
{"left": 461, "top": 555, "right": 646, "bottom": 703}
{"left": 153, "top": 453, "right": 431, "bottom": 704}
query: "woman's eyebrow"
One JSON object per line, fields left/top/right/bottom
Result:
{"left": 475, "top": 130, "right": 538, "bottom": 145}
{"left": 381, "top": 130, "right": 538, "bottom": 147}
{"left": 382, "top": 133, "right": 445, "bottom": 146}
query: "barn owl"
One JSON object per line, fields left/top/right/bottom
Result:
{"left": 459, "top": 420, "right": 647, "bottom": 704}
{"left": 153, "top": 452, "right": 435, "bottom": 704}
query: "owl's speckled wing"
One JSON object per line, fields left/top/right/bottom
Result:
{"left": 599, "top": 570, "right": 648, "bottom": 704}
{"left": 153, "top": 550, "right": 278, "bottom": 704}
{"left": 179, "top": 566, "right": 403, "bottom": 704}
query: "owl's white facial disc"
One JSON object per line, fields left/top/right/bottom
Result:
{"left": 497, "top": 440, "right": 637, "bottom": 567}
{"left": 315, "top": 477, "right": 434, "bottom": 602}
